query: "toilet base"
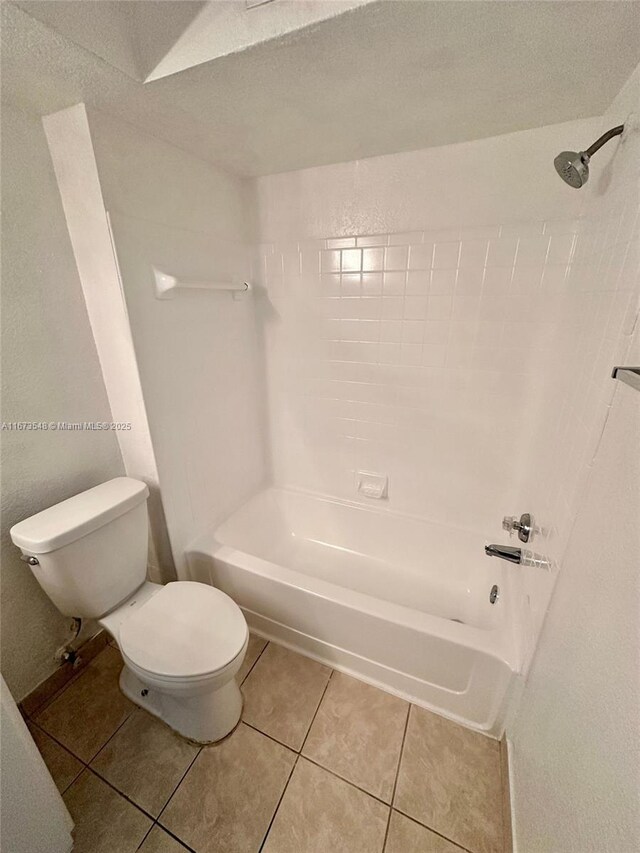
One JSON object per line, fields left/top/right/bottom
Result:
{"left": 119, "top": 665, "right": 243, "bottom": 744}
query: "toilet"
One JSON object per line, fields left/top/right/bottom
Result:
{"left": 10, "top": 477, "right": 248, "bottom": 744}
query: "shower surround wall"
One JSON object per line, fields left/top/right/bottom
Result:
{"left": 508, "top": 65, "right": 640, "bottom": 853}
{"left": 254, "top": 116, "right": 600, "bottom": 656}
{"left": 511, "top": 67, "right": 640, "bottom": 655}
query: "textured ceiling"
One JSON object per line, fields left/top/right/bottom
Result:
{"left": 3, "top": 1, "right": 640, "bottom": 176}
{"left": 13, "top": 1, "right": 373, "bottom": 82}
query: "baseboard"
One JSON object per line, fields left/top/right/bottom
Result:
{"left": 501, "top": 736, "right": 515, "bottom": 853}
{"left": 19, "top": 630, "right": 110, "bottom": 718}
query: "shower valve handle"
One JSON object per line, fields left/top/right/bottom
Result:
{"left": 502, "top": 513, "right": 532, "bottom": 543}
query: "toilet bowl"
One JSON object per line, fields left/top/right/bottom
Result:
{"left": 100, "top": 580, "right": 249, "bottom": 743}
{"left": 10, "top": 477, "right": 248, "bottom": 743}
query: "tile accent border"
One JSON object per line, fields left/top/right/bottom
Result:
{"left": 19, "top": 629, "right": 110, "bottom": 719}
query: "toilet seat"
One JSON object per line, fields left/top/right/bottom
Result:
{"left": 119, "top": 581, "right": 248, "bottom": 682}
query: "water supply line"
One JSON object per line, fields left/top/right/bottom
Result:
{"left": 55, "top": 617, "right": 83, "bottom": 666}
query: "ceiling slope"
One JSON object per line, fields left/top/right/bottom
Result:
{"left": 4, "top": 1, "right": 640, "bottom": 176}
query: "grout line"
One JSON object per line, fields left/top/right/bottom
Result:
{"left": 390, "top": 704, "right": 411, "bottom": 805}
{"left": 258, "top": 753, "right": 300, "bottom": 852}
{"left": 390, "top": 806, "right": 476, "bottom": 853}
{"left": 240, "top": 638, "right": 270, "bottom": 686}
{"left": 29, "top": 717, "right": 85, "bottom": 758}
{"left": 242, "top": 719, "right": 300, "bottom": 753}
{"left": 79, "top": 766, "right": 157, "bottom": 822}
{"left": 256, "top": 667, "right": 334, "bottom": 852}
{"left": 300, "top": 755, "right": 391, "bottom": 808}
{"left": 144, "top": 822, "right": 196, "bottom": 852}
{"left": 382, "top": 703, "right": 412, "bottom": 850}
{"left": 135, "top": 821, "right": 156, "bottom": 852}
{"left": 242, "top": 667, "right": 334, "bottom": 755}
{"left": 299, "top": 668, "right": 333, "bottom": 753}
{"left": 29, "top": 713, "right": 133, "bottom": 780}
{"left": 28, "top": 719, "right": 91, "bottom": 769}
{"left": 85, "top": 705, "right": 138, "bottom": 765}
{"left": 155, "top": 744, "right": 204, "bottom": 827}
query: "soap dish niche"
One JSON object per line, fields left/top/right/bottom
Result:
{"left": 356, "top": 471, "right": 388, "bottom": 500}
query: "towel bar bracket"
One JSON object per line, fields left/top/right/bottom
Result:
{"left": 611, "top": 366, "right": 640, "bottom": 393}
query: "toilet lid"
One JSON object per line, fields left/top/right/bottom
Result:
{"left": 119, "top": 582, "right": 247, "bottom": 680}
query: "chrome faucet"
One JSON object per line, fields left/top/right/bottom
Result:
{"left": 484, "top": 544, "right": 522, "bottom": 564}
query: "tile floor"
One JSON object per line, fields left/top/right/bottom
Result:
{"left": 26, "top": 635, "right": 509, "bottom": 853}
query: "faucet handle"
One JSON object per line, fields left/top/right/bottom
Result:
{"left": 501, "top": 513, "right": 532, "bottom": 543}
{"left": 502, "top": 516, "right": 518, "bottom": 535}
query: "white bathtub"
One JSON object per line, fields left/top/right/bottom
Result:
{"left": 187, "top": 487, "right": 521, "bottom": 736}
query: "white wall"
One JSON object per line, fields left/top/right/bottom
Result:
{"left": 85, "top": 110, "right": 268, "bottom": 572}
{"left": 509, "top": 340, "right": 640, "bottom": 852}
{"left": 0, "top": 104, "right": 124, "bottom": 700}
{"left": 254, "top": 117, "right": 599, "bottom": 543}
{"left": 43, "top": 104, "right": 172, "bottom": 584}
{"left": 509, "top": 66, "right": 640, "bottom": 852}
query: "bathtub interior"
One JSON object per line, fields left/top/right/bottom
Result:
{"left": 213, "top": 487, "right": 508, "bottom": 632}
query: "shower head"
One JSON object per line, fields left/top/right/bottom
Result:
{"left": 554, "top": 125, "right": 624, "bottom": 189}
{"left": 554, "top": 150, "right": 590, "bottom": 188}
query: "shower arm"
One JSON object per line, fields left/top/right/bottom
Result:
{"left": 583, "top": 125, "right": 624, "bottom": 159}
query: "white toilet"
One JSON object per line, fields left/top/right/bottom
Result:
{"left": 10, "top": 477, "right": 248, "bottom": 743}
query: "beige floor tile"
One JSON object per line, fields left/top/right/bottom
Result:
{"left": 242, "top": 643, "right": 331, "bottom": 749}
{"left": 160, "top": 722, "right": 295, "bottom": 852}
{"left": 236, "top": 634, "right": 268, "bottom": 684}
{"left": 263, "top": 757, "right": 388, "bottom": 853}
{"left": 91, "top": 708, "right": 199, "bottom": 816}
{"left": 394, "top": 706, "right": 503, "bottom": 853}
{"left": 385, "top": 811, "right": 465, "bottom": 853}
{"left": 28, "top": 722, "right": 83, "bottom": 793}
{"left": 139, "top": 825, "right": 190, "bottom": 852}
{"left": 35, "top": 646, "right": 134, "bottom": 762}
{"left": 303, "top": 671, "right": 408, "bottom": 802}
{"left": 63, "top": 770, "right": 151, "bottom": 853}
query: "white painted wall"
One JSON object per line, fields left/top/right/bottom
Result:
{"left": 253, "top": 117, "right": 598, "bottom": 547}
{"left": 509, "top": 66, "right": 640, "bottom": 852}
{"left": 85, "top": 110, "right": 268, "bottom": 573}
{"left": 0, "top": 104, "right": 124, "bottom": 700}
{"left": 43, "top": 104, "right": 173, "bottom": 584}
{"left": 509, "top": 348, "right": 640, "bottom": 852}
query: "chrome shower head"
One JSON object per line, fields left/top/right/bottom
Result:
{"left": 554, "top": 125, "right": 624, "bottom": 189}
{"left": 554, "top": 150, "right": 590, "bottom": 188}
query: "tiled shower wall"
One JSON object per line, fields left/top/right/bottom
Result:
{"left": 254, "top": 98, "right": 638, "bottom": 666}
{"left": 513, "top": 66, "right": 640, "bottom": 654}
{"left": 256, "top": 218, "right": 578, "bottom": 537}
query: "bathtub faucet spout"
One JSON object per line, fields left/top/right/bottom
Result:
{"left": 484, "top": 544, "right": 522, "bottom": 564}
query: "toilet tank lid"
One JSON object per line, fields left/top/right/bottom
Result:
{"left": 10, "top": 477, "right": 149, "bottom": 554}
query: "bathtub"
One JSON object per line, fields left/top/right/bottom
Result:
{"left": 187, "top": 487, "right": 521, "bottom": 736}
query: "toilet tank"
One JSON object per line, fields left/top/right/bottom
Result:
{"left": 10, "top": 478, "right": 150, "bottom": 619}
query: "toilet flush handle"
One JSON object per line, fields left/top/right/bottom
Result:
{"left": 20, "top": 554, "right": 39, "bottom": 566}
